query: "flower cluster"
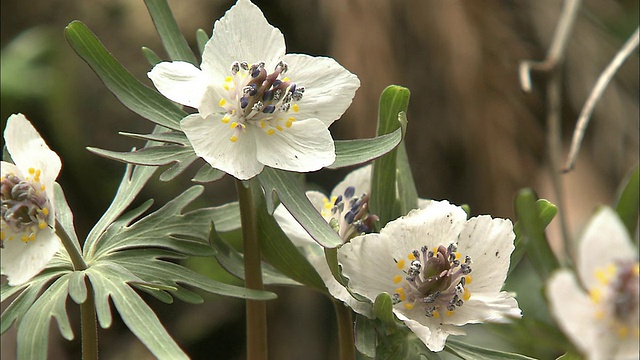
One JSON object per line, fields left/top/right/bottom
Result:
{"left": 1, "top": 114, "right": 61, "bottom": 286}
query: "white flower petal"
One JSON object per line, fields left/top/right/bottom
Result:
{"left": 446, "top": 292, "right": 521, "bottom": 325}
{"left": 330, "top": 165, "right": 371, "bottom": 199}
{"left": 283, "top": 54, "right": 360, "bottom": 127}
{"left": 147, "top": 61, "right": 209, "bottom": 109}
{"left": 181, "top": 113, "right": 263, "bottom": 180}
{"left": 578, "top": 207, "right": 636, "bottom": 289}
{"left": 395, "top": 312, "right": 464, "bottom": 352}
{"left": 4, "top": 113, "right": 61, "bottom": 188}
{"left": 0, "top": 227, "right": 60, "bottom": 286}
{"left": 547, "top": 271, "right": 601, "bottom": 357}
{"left": 338, "top": 233, "right": 399, "bottom": 299}
{"left": 201, "top": 0, "right": 285, "bottom": 80}
{"left": 457, "top": 216, "right": 515, "bottom": 293}
{"left": 254, "top": 118, "right": 335, "bottom": 173}
{"left": 379, "top": 200, "right": 467, "bottom": 257}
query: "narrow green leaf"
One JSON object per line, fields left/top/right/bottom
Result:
{"left": 253, "top": 183, "right": 327, "bottom": 290}
{"left": 258, "top": 167, "right": 342, "bottom": 248}
{"left": 192, "top": 164, "right": 226, "bottom": 183}
{"left": 513, "top": 189, "right": 559, "bottom": 279}
{"left": 87, "top": 144, "right": 193, "bottom": 166}
{"left": 86, "top": 264, "right": 189, "bottom": 359}
{"left": 445, "top": 338, "right": 537, "bottom": 360}
{"left": 17, "top": 275, "right": 73, "bottom": 360}
{"left": 142, "top": 46, "right": 162, "bottom": 66}
{"left": 158, "top": 153, "right": 199, "bottom": 182}
{"left": 396, "top": 113, "right": 419, "bottom": 215}
{"left": 106, "top": 248, "right": 277, "bottom": 301}
{"left": 196, "top": 29, "right": 208, "bottom": 56}
{"left": 373, "top": 293, "right": 396, "bottom": 329}
{"left": 209, "top": 223, "right": 301, "bottom": 286}
{"left": 144, "top": 0, "right": 197, "bottom": 64}
{"left": 119, "top": 130, "right": 188, "bottom": 145}
{"left": 328, "top": 128, "right": 402, "bottom": 169}
{"left": 65, "top": 21, "right": 186, "bottom": 130}
{"left": 371, "top": 86, "right": 410, "bottom": 228}
{"left": 614, "top": 166, "right": 639, "bottom": 239}
{"left": 210, "top": 202, "right": 242, "bottom": 232}
{"left": 355, "top": 314, "right": 377, "bottom": 358}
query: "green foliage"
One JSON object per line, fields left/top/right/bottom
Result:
{"left": 196, "top": 29, "right": 209, "bottom": 56}
{"left": 614, "top": 166, "right": 639, "bottom": 239}
{"left": 445, "top": 338, "right": 537, "bottom": 360}
{"left": 373, "top": 293, "right": 396, "bottom": 329}
{"left": 65, "top": 21, "right": 186, "bottom": 131}
{"left": 258, "top": 167, "right": 343, "bottom": 248}
{"left": 144, "top": 0, "right": 198, "bottom": 65}
{"left": 355, "top": 315, "right": 378, "bottom": 358}
{"left": 370, "top": 85, "right": 411, "bottom": 228}
{"left": 328, "top": 128, "right": 403, "bottom": 169}
{"left": 512, "top": 189, "right": 559, "bottom": 278}
{"left": 1, "top": 163, "right": 275, "bottom": 359}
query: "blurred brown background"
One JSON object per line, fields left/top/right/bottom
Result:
{"left": 1, "top": 0, "right": 638, "bottom": 359}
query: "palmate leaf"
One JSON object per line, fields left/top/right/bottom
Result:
{"left": 85, "top": 263, "right": 188, "bottom": 360}
{"left": 17, "top": 275, "right": 74, "bottom": 360}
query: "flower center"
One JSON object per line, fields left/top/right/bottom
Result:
{"left": 1, "top": 168, "right": 51, "bottom": 247}
{"left": 392, "top": 244, "right": 473, "bottom": 318}
{"left": 219, "top": 60, "right": 304, "bottom": 143}
{"left": 321, "top": 186, "right": 378, "bottom": 243}
{"left": 589, "top": 261, "right": 640, "bottom": 339}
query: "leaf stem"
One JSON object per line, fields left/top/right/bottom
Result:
{"left": 333, "top": 299, "right": 356, "bottom": 360}
{"left": 55, "top": 220, "right": 87, "bottom": 271}
{"left": 235, "top": 179, "right": 268, "bottom": 360}
{"left": 80, "top": 280, "right": 99, "bottom": 360}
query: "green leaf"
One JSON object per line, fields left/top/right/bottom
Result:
{"left": 144, "top": 0, "right": 197, "bottom": 64}
{"left": 1, "top": 269, "right": 68, "bottom": 334}
{"left": 142, "top": 46, "right": 162, "bottom": 66}
{"left": 555, "top": 351, "right": 583, "bottom": 360}
{"left": 91, "top": 186, "right": 217, "bottom": 259}
{"left": 614, "top": 166, "right": 639, "bottom": 239}
{"left": 84, "top": 163, "right": 157, "bottom": 258}
{"left": 209, "top": 223, "right": 302, "bottom": 286}
{"left": 196, "top": 29, "right": 208, "bottom": 56}
{"left": 67, "top": 271, "right": 88, "bottom": 304}
{"left": 119, "top": 130, "right": 189, "bottom": 145}
{"left": 395, "top": 112, "right": 419, "bottom": 215}
{"left": 65, "top": 21, "right": 187, "bottom": 130}
{"left": 355, "top": 314, "right": 377, "bottom": 358}
{"left": 86, "top": 263, "right": 189, "bottom": 359}
{"left": 209, "top": 202, "right": 242, "bottom": 232}
{"left": 511, "top": 198, "right": 557, "bottom": 274}
{"left": 328, "top": 128, "right": 403, "bottom": 169}
{"left": 370, "top": 85, "right": 410, "bottom": 228}
{"left": 512, "top": 189, "right": 559, "bottom": 279}
{"left": 192, "top": 163, "right": 226, "bottom": 183}
{"left": 17, "top": 275, "right": 73, "bottom": 360}
{"left": 373, "top": 293, "right": 396, "bottom": 329}
{"left": 254, "top": 183, "right": 327, "bottom": 290}
{"left": 105, "top": 249, "right": 277, "bottom": 300}
{"left": 445, "top": 338, "right": 537, "bottom": 360}
{"left": 258, "top": 167, "right": 342, "bottom": 248}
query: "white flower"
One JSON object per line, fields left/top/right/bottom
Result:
{"left": 337, "top": 200, "right": 521, "bottom": 351}
{"left": 547, "top": 207, "right": 639, "bottom": 360}
{"left": 274, "top": 164, "right": 434, "bottom": 316}
{"left": 274, "top": 165, "right": 378, "bottom": 316}
{"left": 148, "top": 0, "right": 360, "bottom": 180}
{"left": 1, "top": 114, "right": 61, "bottom": 286}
